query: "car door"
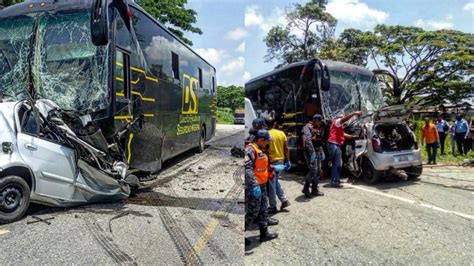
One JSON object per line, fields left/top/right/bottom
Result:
{"left": 16, "top": 118, "right": 77, "bottom": 201}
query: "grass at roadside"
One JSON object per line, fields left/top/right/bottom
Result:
{"left": 217, "top": 107, "right": 234, "bottom": 124}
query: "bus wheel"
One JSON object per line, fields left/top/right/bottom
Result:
{"left": 197, "top": 126, "right": 206, "bottom": 153}
{"left": 0, "top": 176, "right": 31, "bottom": 224}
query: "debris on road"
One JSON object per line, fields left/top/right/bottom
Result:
{"left": 108, "top": 212, "right": 130, "bottom": 233}
{"left": 231, "top": 146, "right": 245, "bottom": 158}
{"left": 27, "top": 216, "right": 55, "bottom": 225}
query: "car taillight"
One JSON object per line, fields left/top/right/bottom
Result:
{"left": 372, "top": 138, "right": 382, "bottom": 153}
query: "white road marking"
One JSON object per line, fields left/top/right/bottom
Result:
{"left": 344, "top": 183, "right": 474, "bottom": 221}
{"left": 0, "top": 229, "right": 10, "bottom": 236}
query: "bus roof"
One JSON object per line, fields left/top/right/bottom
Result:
{"left": 0, "top": 0, "right": 215, "bottom": 72}
{"left": 246, "top": 59, "right": 373, "bottom": 86}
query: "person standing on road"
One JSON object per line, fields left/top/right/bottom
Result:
{"left": 265, "top": 118, "right": 291, "bottom": 213}
{"left": 436, "top": 115, "right": 449, "bottom": 155}
{"left": 245, "top": 118, "right": 266, "bottom": 145}
{"left": 245, "top": 129, "right": 278, "bottom": 245}
{"left": 449, "top": 121, "right": 456, "bottom": 155}
{"left": 454, "top": 115, "right": 469, "bottom": 156}
{"left": 327, "top": 111, "right": 362, "bottom": 188}
{"left": 421, "top": 117, "right": 440, "bottom": 164}
{"left": 301, "top": 114, "right": 326, "bottom": 197}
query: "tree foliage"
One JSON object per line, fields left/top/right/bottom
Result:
{"left": 326, "top": 25, "right": 473, "bottom": 106}
{"left": 264, "top": 0, "right": 336, "bottom": 64}
{"left": 217, "top": 85, "right": 244, "bottom": 110}
{"left": 136, "top": 0, "right": 202, "bottom": 46}
{"left": 0, "top": 0, "right": 202, "bottom": 46}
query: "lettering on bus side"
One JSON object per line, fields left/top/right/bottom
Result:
{"left": 182, "top": 73, "right": 199, "bottom": 114}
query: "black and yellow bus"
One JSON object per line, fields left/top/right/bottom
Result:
{"left": 0, "top": 0, "right": 217, "bottom": 173}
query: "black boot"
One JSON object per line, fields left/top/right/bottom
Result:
{"left": 267, "top": 217, "right": 279, "bottom": 226}
{"left": 311, "top": 181, "right": 324, "bottom": 196}
{"left": 302, "top": 181, "right": 311, "bottom": 198}
{"left": 259, "top": 227, "right": 278, "bottom": 242}
{"left": 245, "top": 237, "right": 251, "bottom": 246}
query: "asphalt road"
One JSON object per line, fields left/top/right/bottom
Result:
{"left": 0, "top": 124, "right": 245, "bottom": 265}
{"left": 245, "top": 165, "right": 474, "bottom": 264}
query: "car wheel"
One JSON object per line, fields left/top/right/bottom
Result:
{"left": 197, "top": 126, "right": 206, "bottom": 153}
{"left": 406, "top": 166, "right": 423, "bottom": 179}
{"left": 0, "top": 176, "right": 31, "bottom": 224}
{"left": 361, "top": 160, "right": 381, "bottom": 184}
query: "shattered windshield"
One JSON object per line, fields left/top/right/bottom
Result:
{"left": 320, "top": 70, "right": 384, "bottom": 119}
{"left": 0, "top": 11, "right": 110, "bottom": 113}
{"left": 0, "top": 16, "right": 34, "bottom": 101}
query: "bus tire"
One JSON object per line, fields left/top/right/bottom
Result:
{"left": 0, "top": 175, "right": 31, "bottom": 224}
{"left": 197, "top": 126, "right": 206, "bottom": 153}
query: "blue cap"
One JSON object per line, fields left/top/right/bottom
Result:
{"left": 252, "top": 118, "right": 266, "bottom": 127}
{"left": 313, "top": 114, "right": 323, "bottom": 121}
{"left": 256, "top": 129, "right": 272, "bottom": 141}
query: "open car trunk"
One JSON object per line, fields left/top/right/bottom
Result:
{"left": 374, "top": 124, "right": 417, "bottom": 152}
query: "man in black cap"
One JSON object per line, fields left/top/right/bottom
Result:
{"left": 301, "top": 114, "right": 325, "bottom": 198}
{"left": 245, "top": 117, "right": 267, "bottom": 145}
{"left": 245, "top": 129, "right": 278, "bottom": 246}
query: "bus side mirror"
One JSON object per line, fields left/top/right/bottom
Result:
{"left": 320, "top": 64, "right": 330, "bottom": 91}
{"left": 90, "top": 0, "right": 109, "bottom": 46}
{"left": 372, "top": 69, "right": 401, "bottom": 97}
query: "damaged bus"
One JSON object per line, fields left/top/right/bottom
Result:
{"left": 0, "top": 0, "right": 216, "bottom": 223}
{"left": 246, "top": 59, "right": 422, "bottom": 184}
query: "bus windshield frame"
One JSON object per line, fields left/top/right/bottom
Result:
{"left": 0, "top": 10, "right": 110, "bottom": 114}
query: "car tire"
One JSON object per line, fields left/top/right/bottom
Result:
{"left": 361, "top": 160, "right": 381, "bottom": 184}
{"left": 0, "top": 175, "right": 31, "bottom": 224}
{"left": 197, "top": 126, "right": 206, "bottom": 153}
{"left": 406, "top": 166, "right": 423, "bottom": 179}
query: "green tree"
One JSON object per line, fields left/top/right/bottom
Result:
{"left": 327, "top": 25, "right": 473, "bottom": 106}
{"left": 0, "top": 0, "right": 202, "bottom": 46}
{"left": 136, "top": 0, "right": 202, "bottom": 46}
{"left": 217, "top": 85, "right": 244, "bottom": 111}
{"left": 264, "top": 0, "right": 336, "bottom": 64}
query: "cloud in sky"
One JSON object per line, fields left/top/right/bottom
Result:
{"left": 242, "top": 71, "right": 252, "bottom": 83}
{"left": 326, "top": 0, "right": 388, "bottom": 27}
{"left": 463, "top": 3, "right": 474, "bottom": 14}
{"left": 236, "top": 42, "right": 245, "bottom": 53}
{"left": 225, "top": 27, "right": 249, "bottom": 41}
{"left": 195, "top": 48, "right": 228, "bottom": 65}
{"left": 413, "top": 15, "right": 454, "bottom": 30}
{"left": 244, "top": 5, "right": 286, "bottom": 34}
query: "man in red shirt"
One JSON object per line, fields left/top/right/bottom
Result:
{"left": 327, "top": 111, "right": 362, "bottom": 188}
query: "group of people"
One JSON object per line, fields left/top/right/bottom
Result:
{"left": 244, "top": 111, "right": 363, "bottom": 246}
{"left": 421, "top": 114, "right": 472, "bottom": 164}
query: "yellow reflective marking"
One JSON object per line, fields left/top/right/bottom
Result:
{"left": 114, "top": 115, "right": 133, "bottom": 122}
{"left": 116, "top": 77, "right": 124, "bottom": 82}
{"left": 116, "top": 62, "right": 159, "bottom": 84}
{"left": 116, "top": 92, "right": 125, "bottom": 97}
{"left": 283, "top": 112, "right": 302, "bottom": 118}
{"left": 131, "top": 91, "right": 155, "bottom": 102}
{"left": 143, "top": 114, "right": 154, "bottom": 117}
{"left": 127, "top": 133, "right": 134, "bottom": 164}
{"left": 115, "top": 76, "right": 140, "bottom": 84}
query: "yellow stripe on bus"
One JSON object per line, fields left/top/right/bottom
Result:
{"left": 115, "top": 91, "right": 155, "bottom": 102}
{"left": 115, "top": 76, "right": 140, "bottom": 85}
{"left": 116, "top": 62, "right": 159, "bottom": 84}
{"left": 143, "top": 114, "right": 154, "bottom": 117}
{"left": 127, "top": 133, "right": 134, "bottom": 164}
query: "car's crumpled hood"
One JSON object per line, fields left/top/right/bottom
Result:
{"left": 373, "top": 104, "right": 414, "bottom": 124}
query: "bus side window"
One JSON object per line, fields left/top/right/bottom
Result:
{"left": 172, "top": 52, "right": 179, "bottom": 81}
{"left": 198, "top": 68, "right": 203, "bottom": 89}
{"left": 212, "top": 76, "right": 216, "bottom": 94}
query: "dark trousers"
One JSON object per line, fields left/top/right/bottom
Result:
{"left": 455, "top": 132, "right": 466, "bottom": 155}
{"left": 439, "top": 132, "right": 446, "bottom": 155}
{"left": 426, "top": 143, "right": 437, "bottom": 163}
{"left": 245, "top": 184, "right": 268, "bottom": 230}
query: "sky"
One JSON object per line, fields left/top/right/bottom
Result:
{"left": 185, "top": 0, "right": 474, "bottom": 87}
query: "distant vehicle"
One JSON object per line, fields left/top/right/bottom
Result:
{"left": 246, "top": 59, "right": 422, "bottom": 184}
{"left": 0, "top": 0, "right": 216, "bottom": 223}
{"left": 234, "top": 108, "right": 245, "bottom": 125}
